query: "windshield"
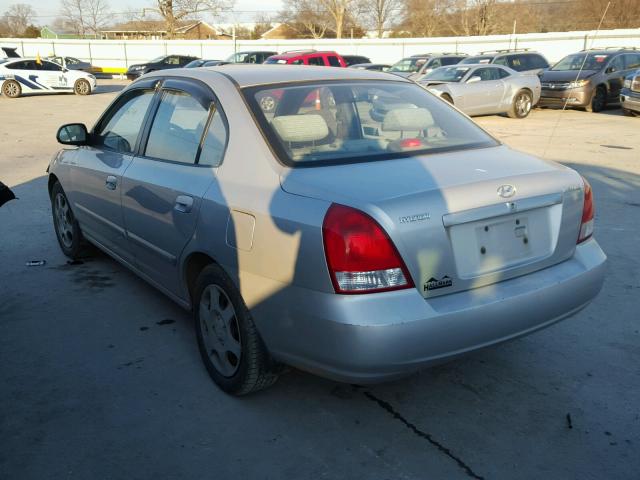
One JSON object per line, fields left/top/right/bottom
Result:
{"left": 389, "top": 57, "right": 427, "bottom": 73}
{"left": 264, "top": 58, "right": 287, "bottom": 64}
{"left": 185, "top": 60, "right": 204, "bottom": 68}
{"left": 244, "top": 81, "right": 497, "bottom": 166}
{"left": 459, "top": 56, "right": 493, "bottom": 65}
{"left": 423, "top": 66, "right": 470, "bottom": 82}
{"left": 551, "top": 53, "right": 610, "bottom": 71}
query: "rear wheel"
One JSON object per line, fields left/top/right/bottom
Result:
{"left": 508, "top": 90, "right": 533, "bottom": 118}
{"left": 194, "top": 264, "right": 280, "bottom": 395}
{"left": 586, "top": 86, "right": 606, "bottom": 113}
{"left": 74, "top": 79, "right": 91, "bottom": 96}
{"left": 2, "top": 80, "right": 21, "bottom": 98}
{"left": 50, "top": 181, "right": 85, "bottom": 259}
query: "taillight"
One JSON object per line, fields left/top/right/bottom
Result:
{"left": 322, "top": 204, "right": 414, "bottom": 294}
{"left": 578, "top": 176, "right": 594, "bottom": 244}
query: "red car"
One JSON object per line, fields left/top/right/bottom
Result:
{"left": 264, "top": 50, "right": 346, "bottom": 68}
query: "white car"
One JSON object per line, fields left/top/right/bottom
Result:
{"left": 419, "top": 64, "right": 541, "bottom": 118}
{"left": 0, "top": 58, "right": 96, "bottom": 98}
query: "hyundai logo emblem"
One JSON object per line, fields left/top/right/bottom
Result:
{"left": 497, "top": 184, "right": 517, "bottom": 198}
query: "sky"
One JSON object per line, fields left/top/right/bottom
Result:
{"left": 0, "top": 0, "right": 285, "bottom": 25}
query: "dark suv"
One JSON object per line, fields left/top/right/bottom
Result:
{"left": 459, "top": 49, "right": 550, "bottom": 74}
{"left": 126, "top": 54, "right": 198, "bottom": 80}
{"left": 538, "top": 48, "right": 640, "bottom": 112}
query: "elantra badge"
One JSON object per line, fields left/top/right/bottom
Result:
{"left": 497, "top": 184, "right": 516, "bottom": 198}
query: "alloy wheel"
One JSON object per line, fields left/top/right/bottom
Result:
{"left": 199, "top": 284, "right": 242, "bottom": 377}
{"left": 54, "top": 193, "right": 74, "bottom": 248}
{"left": 515, "top": 92, "right": 532, "bottom": 117}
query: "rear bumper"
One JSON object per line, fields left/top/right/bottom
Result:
{"left": 261, "top": 239, "right": 606, "bottom": 383}
{"left": 621, "top": 89, "right": 640, "bottom": 112}
{"left": 538, "top": 87, "right": 591, "bottom": 107}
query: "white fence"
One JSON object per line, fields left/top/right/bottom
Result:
{"left": 1, "top": 28, "right": 639, "bottom": 71}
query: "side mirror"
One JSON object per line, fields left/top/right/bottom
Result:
{"left": 467, "top": 76, "right": 482, "bottom": 84}
{"left": 57, "top": 123, "right": 89, "bottom": 146}
{"left": 606, "top": 66, "right": 616, "bottom": 74}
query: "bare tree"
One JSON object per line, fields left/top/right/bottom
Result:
{"left": 3, "top": 3, "right": 36, "bottom": 36}
{"left": 153, "top": 0, "right": 233, "bottom": 39}
{"left": 316, "top": 0, "right": 357, "bottom": 38}
{"left": 359, "top": 0, "right": 401, "bottom": 38}
{"left": 60, "top": 0, "right": 87, "bottom": 36}
{"left": 280, "top": 0, "right": 332, "bottom": 38}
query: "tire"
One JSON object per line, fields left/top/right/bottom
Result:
{"left": 441, "top": 93, "right": 454, "bottom": 105}
{"left": 508, "top": 89, "right": 533, "bottom": 119}
{"left": 2, "top": 80, "right": 22, "bottom": 98}
{"left": 259, "top": 95, "right": 276, "bottom": 112}
{"left": 586, "top": 86, "right": 606, "bottom": 113}
{"left": 194, "top": 264, "right": 279, "bottom": 395}
{"left": 50, "top": 181, "right": 85, "bottom": 259}
{"left": 74, "top": 79, "right": 91, "bottom": 96}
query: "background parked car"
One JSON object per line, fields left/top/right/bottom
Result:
{"left": 459, "top": 50, "right": 550, "bottom": 74}
{"left": 387, "top": 54, "right": 433, "bottom": 77}
{"left": 48, "top": 56, "right": 93, "bottom": 72}
{"left": 341, "top": 55, "right": 371, "bottom": 67}
{"left": 126, "top": 54, "right": 199, "bottom": 80}
{"left": 420, "top": 64, "right": 541, "bottom": 118}
{"left": 349, "top": 63, "right": 390, "bottom": 71}
{"left": 225, "top": 51, "right": 277, "bottom": 64}
{"left": 538, "top": 48, "right": 640, "bottom": 112}
{"left": 185, "top": 59, "right": 224, "bottom": 68}
{"left": 621, "top": 69, "right": 640, "bottom": 116}
{"left": 264, "top": 50, "right": 346, "bottom": 67}
{"left": 0, "top": 58, "right": 96, "bottom": 98}
{"left": 408, "top": 53, "right": 468, "bottom": 81}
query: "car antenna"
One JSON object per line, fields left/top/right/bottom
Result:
{"left": 542, "top": 1, "right": 611, "bottom": 159}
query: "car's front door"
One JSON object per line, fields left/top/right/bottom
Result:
{"left": 121, "top": 78, "right": 223, "bottom": 295}
{"left": 462, "top": 67, "right": 505, "bottom": 114}
{"left": 69, "top": 83, "right": 157, "bottom": 263}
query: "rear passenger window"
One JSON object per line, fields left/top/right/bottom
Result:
{"left": 292, "top": 59, "right": 304, "bottom": 65}
{"left": 308, "top": 56, "right": 324, "bottom": 66}
{"left": 145, "top": 90, "right": 209, "bottom": 164}
{"left": 95, "top": 90, "right": 155, "bottom": 153}
{"left": 199, "top": 109, "right": 228, "bottom": 167}
{"left": 530, "top": 54, "right": 549, "bottom": 69}
{"left": 441, "top": 57, "right": 460, "bottom": 66}
{"left": 327, "top": 56, "right": 341, "bottom": 67}
{"left": 497, "top": 68, "right": 511, "bottom": 78}
{"left": 624, "top": 54, "right": 640, "bottom": 69}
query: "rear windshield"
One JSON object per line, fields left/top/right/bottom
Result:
{"left": 264, "top": 58, "right": 288, "bottom": 64}
{"left": 459, "top": 56, "right": 493, "bottom": 64}
{"left": 244, "top": 81, "right": 497, "bottom": 166}
{"left": 423, "top": 66, "right": 470, "bottom": 82}
{"left": 552, "top": 53, "right": 610, "bottom": 71}
{"left": 389, "top": 58, "right": 427, "bottom": 73}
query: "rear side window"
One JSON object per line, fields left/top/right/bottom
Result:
{"left": 497, "top": 68, "right": 511, "bottom": 78}
{"left": 529, "top": 54, "right": 549, "bottom": 69}
{"left": 199, "top": 109, "right": 228, "bottom": 167}
{"left": 145, "top": 90, "right": 209, "bottom": 164}
{"left": 5, "top": 61, "right": 29, "bottom": 70}
{"left": 441, "top": 57, "right": 461, "bottom": 66}
{"left": 474, "top": 67, "right": 501, "bottom": 81}
{"left": 308, "top": 56, "right": 324, "bottom": 66}
{"left": 291, "top": 59, "right": 303, "bottom": 65}
{"left": 624, "top": 54, "right": 640, "bottom": 69}
{"left": 95, "top": 90, "right": 155, "bottom": 153}
{"left": 327, "top": 56, "right": 341, "bottom": 67}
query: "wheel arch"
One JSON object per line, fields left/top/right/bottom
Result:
{"left": 183, "top": 251, "right": 218, "bottom": 306}
{"left": 48, "top": 173, "right": 60, "bottom": 198}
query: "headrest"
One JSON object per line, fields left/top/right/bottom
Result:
{"left": 382, "top": 108, "right": 434, "bottom": 131}
{"left": 271, "top": 114, "right": 329, "bottom": 143}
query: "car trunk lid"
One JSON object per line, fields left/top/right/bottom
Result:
{"left": 280, "top": 145, "right": 585, "bottom": 297}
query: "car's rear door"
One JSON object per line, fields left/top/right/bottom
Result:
{"left": 69, "top": 80, "right": 158, "bottom": 263}
{"left": 120, "top": 78, "right": 224, "bottom": 295}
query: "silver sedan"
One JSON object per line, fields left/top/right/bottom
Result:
{"left": 419, "top": 64, "right": 542, "bottom": 118}
{"left": 48, "top": 65, "right": 605, "bottom": 395}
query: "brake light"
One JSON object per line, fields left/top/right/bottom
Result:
{"left": 399, "top": 138, "right": 422, "bottom": 148}
{"left": 578, "top": 176, "right": 594, "bottom": 244}
{"left": 322, "top": 204, "right": 414, "bottom": 294}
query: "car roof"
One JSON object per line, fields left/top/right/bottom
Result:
{"left": 269, "top": 50, "right": 339, "bottom": 59}
{"left": 152, "top": 64, "right": 410, "bottom": 88}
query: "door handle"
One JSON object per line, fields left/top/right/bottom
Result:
{"left": 105, "top": 175, "right": 117, "bottom": 190}
{"left": 174, "top": 195, "right": 194, "bottom": 213}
